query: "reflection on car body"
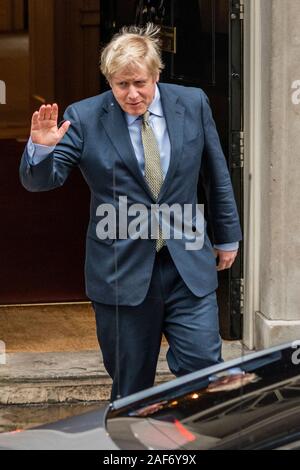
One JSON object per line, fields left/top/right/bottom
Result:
{"left": 105, "top": 342, "right": 300, "bottom": 450}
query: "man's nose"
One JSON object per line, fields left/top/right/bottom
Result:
{"left": 127, "top": 85, "right": 139, "bottom": 100}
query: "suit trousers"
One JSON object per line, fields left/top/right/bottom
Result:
{"left": 92, "top": 246, "right": 222, "bottom": 401}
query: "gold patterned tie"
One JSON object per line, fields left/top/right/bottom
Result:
{"left": 141, "top": 110, "right": 165, "bottom": 251}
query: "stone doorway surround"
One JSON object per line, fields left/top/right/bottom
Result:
{"left": 243, "top": 0, "right": 300, "bottom": 349}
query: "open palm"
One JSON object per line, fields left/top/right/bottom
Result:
{"left": 31, "top": 103, "right": 70, "bottom": 146}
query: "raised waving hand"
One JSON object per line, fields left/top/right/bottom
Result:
{"left": 30, "top": 103, "right": 70, "bottom": 146}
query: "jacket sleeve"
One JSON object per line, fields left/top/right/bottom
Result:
{"left": 19, "top": 105, "right": 83, "bottom": 192}
{"left": 199, "top": 90, "right": 242, "bottom": 244}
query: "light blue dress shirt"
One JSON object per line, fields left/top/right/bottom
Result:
{"left": 27, "top": 85, "right": 238, "bottom": 251}
{"left": 125, "top": 85, "right": 170, "bottom": 179}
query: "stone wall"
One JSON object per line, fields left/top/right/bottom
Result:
{"left": 255, "top": 0, "right": 300, "bottom": 347}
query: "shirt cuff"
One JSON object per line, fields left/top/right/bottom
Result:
{"left": 27, "top": 137, "right": 55, "bottom": 165}
{"left": 214, "top": 242, "right": 239, "bottom": 251}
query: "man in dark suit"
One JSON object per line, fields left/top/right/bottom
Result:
{"left": 20, "top": 24, "right": 242, "bottom": 400}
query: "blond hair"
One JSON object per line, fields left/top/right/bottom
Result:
{"left": 100, "top": 23, "right": 164, "bottom": 81}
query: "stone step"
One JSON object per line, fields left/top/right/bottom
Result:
{"left": 0, "top": 348, "right": 174, "bottom": 405}
{"left": 0, "top": 341, "right": 246, "bottom": 405}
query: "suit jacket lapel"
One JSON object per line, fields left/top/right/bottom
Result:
{"left": 99, "top": 87, "right": 185, "bottom": 202}
{"left": 158, "top": 83, "right": 185, "bottom": 201}
{"left": 99, "top": 93, "right": 154, "bottom": 199}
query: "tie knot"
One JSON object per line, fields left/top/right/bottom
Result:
{"left": 142, "top": 110, "right": 150, "bottom": 125}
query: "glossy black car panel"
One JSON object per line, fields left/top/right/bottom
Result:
{"left": 105, "top": 342, "right": 300, "bottom": 450}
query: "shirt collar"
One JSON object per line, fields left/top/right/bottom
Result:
{"left": 125, "top": 84, "right": 163, "bottom": 126}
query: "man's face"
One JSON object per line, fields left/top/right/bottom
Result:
{"left": 110, "top": 66, "right": 159, "bottom": 116}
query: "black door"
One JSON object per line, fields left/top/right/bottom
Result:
{"left": 100, "top": 0, "right": 244, "bottom": 339}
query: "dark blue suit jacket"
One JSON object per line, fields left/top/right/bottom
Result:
{"left": 20, "top": 83, "right": 242, "bottom": 305}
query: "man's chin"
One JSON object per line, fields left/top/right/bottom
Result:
{"left": 126, "top": 104, "right": 146, "bottom": 115}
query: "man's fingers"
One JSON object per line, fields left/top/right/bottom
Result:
{"left": 50, "top": 103, "right": 58, "bottom": 122}
{"left": 31, "top": 111, "right": 39, "bottom": 127}
{"left": 217, "top": 261, "right": 232, "bottom": 271}
{"left": 57, "top": 120, "right": 71, "bottom": 140}
{"left": 44, "top": 104, "right": 52, "bottom": 120}
{"left": 216, "top": 251, "right": 237, "bottom": 271}
{"left": 216, "top": 260, "right": 227, "bottom": 271}
{"left": 38, "top": 105, "right": 46, "bottom": 120}
{"left": 217, "top": 263, "right": 231, "bottom": 271}
{"left": 37, "top": 104, "right": 58, "bottom": 121}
